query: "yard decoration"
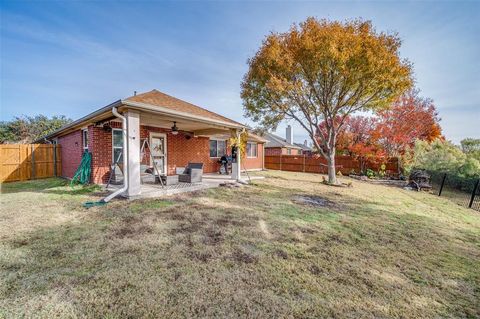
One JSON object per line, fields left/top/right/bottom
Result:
{"left": 241, "top": 17, "right": 413, "bottom": 185}
{"left": 406, "top": 169, "right": 432, "bottom": 191}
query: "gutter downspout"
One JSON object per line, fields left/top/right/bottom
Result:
{"left": 102, "top": 107, "right": 128, "bottom": 202}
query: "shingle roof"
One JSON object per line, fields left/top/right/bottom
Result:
{"left": 293, "top": 142, "right": 312, "bottom": 151}
{"left": 261, "top": 132, "right": 302, "bottom": 149}
{"left": 125, "top": 89, "right": 243, "bottom": 127}
{"left": 36, "top": 89, "right": 246, "bottom": 142}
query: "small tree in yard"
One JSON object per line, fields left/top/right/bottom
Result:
{"left": 241, "top": 18, "right": 413, "bottom": 184}
{"left": 333, "top": 115, "right": 385, "bottom": 174}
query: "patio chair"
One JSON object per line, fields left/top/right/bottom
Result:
{"left": 176, "top": 163, "right": 204, "bottom": 183}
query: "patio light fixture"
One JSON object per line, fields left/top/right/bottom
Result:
{"left": 171, "top": 121, "right": 179, "bottom": 135}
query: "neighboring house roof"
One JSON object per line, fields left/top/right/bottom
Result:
{"left": 293, "top": 142, "right": 312, "bottom": 151}
{"left": 261, "top": 132, "right": 302, "bottom": 149}
{"left": 37, "top": 89, "right": 247, "bottom": 141}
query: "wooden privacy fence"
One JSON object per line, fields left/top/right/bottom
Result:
{"left": 265, "top": 154, "right": 399, "bottom": 176}
{"left": 0, "top": 144, "right": 61, "bottom": 183}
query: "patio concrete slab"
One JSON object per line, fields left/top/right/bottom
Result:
{"left": 106, "top": 173, "right": 265, "bottom": 199}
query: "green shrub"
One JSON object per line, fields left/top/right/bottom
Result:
{"left": 406, "top": 139, "right": 480, "bottom": 178}
{"left": 461, "top": 138, "right": 480, "bottom": 160}
{"left": 428, "top": 170, "right": 478, "bottom": 192}
{"left": 366, "top": 169, "right": 376, "bottom": 179}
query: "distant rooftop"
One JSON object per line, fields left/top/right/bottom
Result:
{"left": 293, "top": 142, "right": 312, "bottom": 151}
{"left": 260, "top": 132, "right": 304, "bottom": 149}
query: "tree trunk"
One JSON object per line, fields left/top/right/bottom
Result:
{"left": 326, "top": 151, "right": 337, "bottom": 184}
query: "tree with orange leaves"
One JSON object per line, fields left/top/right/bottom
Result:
{"left": 241, "top": 18, "right": 413, "bottom": 184}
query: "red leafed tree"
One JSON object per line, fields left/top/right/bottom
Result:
{"left": 333, "top": 116, "right": 385, "bottom": 173}
{"left": 373, "top": 88, "right": 442, "bottom": 157}
{"left": 318, "top": 89, "right": 441, "bottom": 174}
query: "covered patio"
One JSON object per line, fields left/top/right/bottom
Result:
{"left": 99, "top": 90, "right": 265, "bottom": 200}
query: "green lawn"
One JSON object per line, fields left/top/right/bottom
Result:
{"left": 1, "top": 171, "right": 479, "bottom": 318}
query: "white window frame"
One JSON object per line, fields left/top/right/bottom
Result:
{"left": 82, "top": 128, "right": 89, "bottom": 152}
{"left": 209, "top": 139, "right": 227, "bottom": 158}
{"left": 112, "top": 128, "right": 123, "bottom": 162}
{"left": 247, "top": 142, "right": 258, "bottom": 158}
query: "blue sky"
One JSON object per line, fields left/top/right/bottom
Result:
{"left": 1, "top": 1, "right": 479, "bottom": 144}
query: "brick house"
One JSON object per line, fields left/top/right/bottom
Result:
{"left": 261, "top": 125, "right": 311, "bottom": 155}
{"left": 40, "top": 90, "right": 266, "bottom": 197}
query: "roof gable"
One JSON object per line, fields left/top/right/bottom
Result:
{"left": 125, "top": 90, "right": 242, "bottom": 127}
{"left": 36, "top": 89, "right": 245, "bottom": 142}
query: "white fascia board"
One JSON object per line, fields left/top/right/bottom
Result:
{"left": 35, "top": 100, "right": 123, "bottom": 142}
{"left": 121, "top": 100, "right": 245, "bottom": 130}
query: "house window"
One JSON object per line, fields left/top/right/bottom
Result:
{"left": 287, "top": 148, "right": 291, "bottom": 155}
{"left": 209, "top": 139, "right": 226, "bottom": 158}
{"left": 82, "top": 129, "right": 89, "bottom": 151}
{"left": 112, "top": 129, "right": 123, "bottom": 163}
{"left": 246, "top": 142, "right": 257, "bottom": 158}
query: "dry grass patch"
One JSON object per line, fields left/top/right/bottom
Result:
{"left": 0, "top": 173, "right": 479, "bottom": 318}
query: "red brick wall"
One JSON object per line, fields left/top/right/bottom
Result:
{"left": 140, "top": 126, "right": 221, "bottom": 175}
{"left": 90, "top": 124, "right": 116, "bottom": 184}
{"left": 57, "top": 130, "right": 83, "bottom": 179}
{"left": 61, "top": 122, "right": 265, "bottom": 184}
{"left": 265, "top": 147, "right": 301, "bottom": 156}
{"left": 265, "top": 147, "right": 283, "bottom": 155}
{"left": 140, "top": 126, "right": 265, "bottom": 175}
{"left": 244, "top": 143, "right": 264, "bottom": 170}
{"left": 57, "top": 125, "right": 113, "bottom": 183}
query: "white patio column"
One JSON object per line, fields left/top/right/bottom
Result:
{"left": 126, "top": 110, "right": 141, "bottom": 198}
{"left": 232, "top": 129, "right": 242, "bottom": 181}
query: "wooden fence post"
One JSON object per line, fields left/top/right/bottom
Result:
{"left": 303, "top": 154, "right": 306, "bottom": 172}
{"left": 53, "top": 144, "right": 57, "bottom": 177}
{"left": 438, "top": 173, "right": 447, "bottom": 196}
{"left": 31, "top": 144, "right": 35, "bottom": 180}
{"left": 279, "top": 154, "right": 282, "bottom": 171}
{"left": 397, "top": 157, "right": 401, "bottom": 176}
{"left": 468, "top": 179, "right": 479, "bottom": 209}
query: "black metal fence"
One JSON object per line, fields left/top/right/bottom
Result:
{"left": 428, "top": 170, "right": 480, "bottom": 211}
